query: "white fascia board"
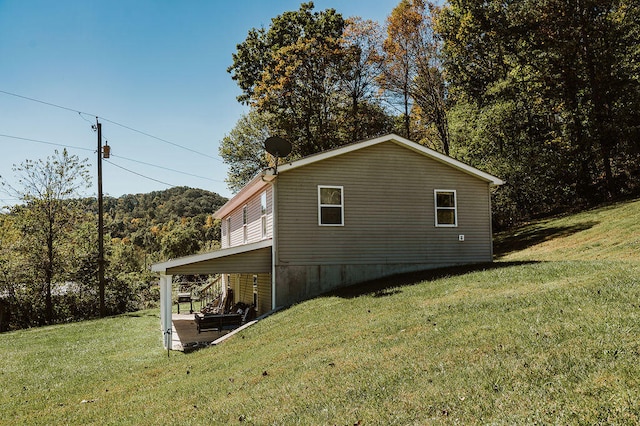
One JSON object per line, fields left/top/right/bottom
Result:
{"left": 214, "top": 174, "right": 270, "bottom": 219}
{"left": 277, "top": 133, "right": 504, "bottom": 186}
{"left": 276, "top": 134, "right": 398, "bottom": 173}
{"left": 213, "top": 134, "right": 503, "bottom": 225}
{"left": 151, "top": 239, "right": 273, "bottom": 273}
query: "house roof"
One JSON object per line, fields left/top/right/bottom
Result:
{"left": 151, "top": 239, "right": 272, "bottom": 275}
{"left": 214, "top": 133, "right": 504, "bottom": 219}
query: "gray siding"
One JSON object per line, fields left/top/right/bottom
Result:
{"left": 274, "top": 142, "right": 493, "bottom": 305}
{"left": 255, "top": 273, "right": 272, "bottom": 315}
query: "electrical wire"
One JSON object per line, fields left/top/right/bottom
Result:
{"left": 0, "top": 89, "right": 224, "bottom": 162}
{"left": 0, "top": 133, "right": 94, "bottom": 152}
{"left": 0, "top": 133, "right": 223, "bottom": 186}
{"left": 0, "top": 89, "right": 83, "bottom": 114}
{"left": 104, "top": 159, "right": 175, "bottom": 188}
{"left": 110, "top": 154, "right": 224, "bottom": 183}
{"left": 100, "top": 117, "right": 223, "bottom": 162}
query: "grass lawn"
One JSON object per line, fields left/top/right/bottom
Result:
{"left": 1, "top": 199, "right": 639, "bottom": 425}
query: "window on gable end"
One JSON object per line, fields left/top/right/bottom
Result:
{"left": 434, "top": 190, "right": 457, "bottom": 227}
{"left": 318, "top": 186, "right": 344, "bottom": 226}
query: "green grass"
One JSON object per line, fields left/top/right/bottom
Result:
{"left": 1, "top": 199, "right": 639, "bottom": 425}
{"left": 495, "top": 198, "right": 640, "bottom": 261}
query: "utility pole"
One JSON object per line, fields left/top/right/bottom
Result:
{"left": 96, "top": 118, "right": 106, "bottom": 318}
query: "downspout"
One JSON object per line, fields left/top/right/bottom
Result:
{"left": 271, "top": 180, "right": 278, "bottom": 310}
{"left": 488, "top": 184, "right": 495, "bottom": 261}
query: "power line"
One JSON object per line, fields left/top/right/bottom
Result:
{"left": 0, "top": 89, "right": 83, "bottom": 114}
{"left": 0, "top": 133, "right": 94, "bottom": 152}
{"left": 104, "top": 159, "right": 175, "bottom": 188}
{"left": 110, "top": 154, "right": 225, "bottom": 183}
{"left": 0, "top": 132, "right": 224, "bottom": 186}
{"left": 100, "top": 117, "right": 222, "bottom": 162}
{"left": 0, "top": 89, "right": 224, "bottom": 162}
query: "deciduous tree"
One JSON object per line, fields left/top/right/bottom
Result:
{"left": 226, "top": 2, "right": 393, "bottom": 190}
{"left": 380, "top": 0, "right": 450, "bottom": 153}
{"left": 219, "top": 110, "right": 272, "bottom": 193}
{"left": 437, "top": 0, "right": 640, "bottom": 224}
{"left": 0, "top": 149, "right": 91, "bottom": 324}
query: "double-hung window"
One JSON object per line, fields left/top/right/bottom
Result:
{"left": 318, "top": 185, "right": 344, "bottom": 226}
{"left": 260, "top": 192, "right": 267, "bottom": 238}
{"left": 434, "top": 190, "right": 457, "bottom": 227}
{"left": 242, "top": 205, "right": 248, "bottom": 243}
{"left": 225, "top": 217, "right": 231, "bottom": 247}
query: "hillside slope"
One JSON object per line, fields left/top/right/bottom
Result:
{"left": 1, "top": 199, "right": 638, "bottom": 425}
{"left": 495, "top": 198, "right": 640, "bottom": 261}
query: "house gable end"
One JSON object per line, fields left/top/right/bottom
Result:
{"left": 275, "top": 141, "right": 494, "bottom": 267}
{"left": 277, "top": 134, "right": 504, "bottom": 186}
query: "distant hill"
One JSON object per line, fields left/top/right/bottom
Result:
{"left": 103, "top": 186, "right": 228, "bottom": 227}
{"left": 79, "top": 186, "right": 228, "bottom": 259}
{"left": 0, "top": 186, "right": 229, "bottom": 329}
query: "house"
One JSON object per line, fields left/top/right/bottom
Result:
{"left": 152, "top": 134, "right": 503, "bottom": 348}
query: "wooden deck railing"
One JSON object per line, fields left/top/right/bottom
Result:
{"left": 194, "top": 276, "right": 223, "bottom": 311}
{"left": 173, "top": 276, "right": 224, "bottom": 314}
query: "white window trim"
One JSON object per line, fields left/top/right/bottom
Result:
{"left": 434, "top": 189, "right": 458, "bottom": 227}
{"left": 225, "top": 217, "right": 231, "bottom": 247}
{"left": 260, "top": 191, "right": 268, "bottom": 239}
{"left": 318, "top": 185, "right": 344, "bottom": 226}
{"left": 242, "top": 204, "right": 248, "bottom": 243}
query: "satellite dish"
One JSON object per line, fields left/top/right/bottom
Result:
{"left": 264, "top": 136, "right": 292, "bottom": 158}
{"left": 264, "top": 136, "right": 292, "bottom": 175}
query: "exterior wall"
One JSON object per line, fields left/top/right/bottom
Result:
{"left": 221, "top": 185, "right": 272, "bottom": 249}
{"left": 228, "top": 273, "right": 271, "bottom": 316}
{"left": 274, "top": 141, "right": 493, "bottom": 307}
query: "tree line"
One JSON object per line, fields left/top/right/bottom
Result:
{"left": 0, "top": 149, "right": 226, "bottom": 331}
{"left": 222, "top": 0, "right": 640, "bottom": 227}
{"left": 2, "top": 0, "right": 638, "bottom": 330}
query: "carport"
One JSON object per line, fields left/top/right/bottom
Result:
{"left": 151, "top": 239, "right": 273, "bottom": 349}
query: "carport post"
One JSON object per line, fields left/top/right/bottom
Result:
{"left": 159, "top": 274, "right": 173, "bottom": 350}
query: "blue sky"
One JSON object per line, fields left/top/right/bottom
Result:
{"left": 0, "top": 0, "right": 399, "bottom": 204}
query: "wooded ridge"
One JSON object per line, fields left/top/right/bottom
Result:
{"left": 0, "top": 186, "right": 226, "bottom": 330}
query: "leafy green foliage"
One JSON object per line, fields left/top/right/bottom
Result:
{"left": 226, "top": 2, "right": 394, "bottom": 189}
{"left": 229, "top": 2, "right": 349, "bottom": 157}
{"left": 0, "top": 149, "right": 92, "bottom": 325}
{"left": 0, "top": 185, "right": 227, "bottom": 330}
{"left": 218, "top": 110, "right": 272, "bottom": 193}
{"left": 437, "top": 0, "right": 640, "bottom": 226}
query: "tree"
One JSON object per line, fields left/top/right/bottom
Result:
{"left": 0, "top": 149, "right": 91, "bottom": 324}
{"left": 379, "top": 0, "right": 450, "bottom": 154}
{"left": 411, "top": 4, "right": 450, "bottom": 155}
{"left": 229, "top": 3, "right": 344, "bottom": 156}
{"left": 219, "top": 110, "right": 272, "bottom": 193}
{"left": 379, "top": 0, "right": 420, "bottom": 138}
{"left": 436, "top": 0, "right": 640, "bottom": 224}
{"left": 228, "top": 3, "right": 393, "bottom": 160}
{"left": 255, "top": 3, "right": 347, "bottom": 156}
{"left": 339, "top": 18, "right": 389, "bottom": 142}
